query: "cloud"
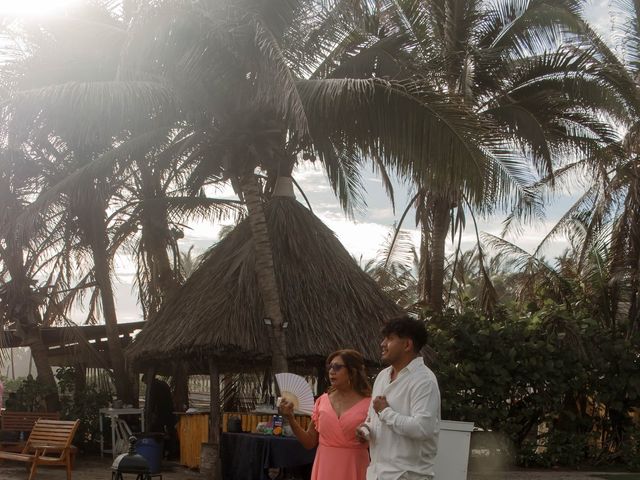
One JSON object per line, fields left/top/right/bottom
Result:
{"left": 320, "top": 217, "right": 392, "bottom": 260}
{"left": 102, "top": 155, "right": 577, "bottom": 324}
{"left": 583, "top": 0, "right": 611, "bottom": 35}
{"left": 367, "top": 207, "right": 396, "bottom": 223}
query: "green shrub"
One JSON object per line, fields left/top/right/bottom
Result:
{"left": 6, "top": 375, "right": 56, "bottom": 411}
{"left": 427, "top": 306, "right": 640, "bottom": 470}
{"left": 56, "top": 367, "right": 111, "bottom": 452}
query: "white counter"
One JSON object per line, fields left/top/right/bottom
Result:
{"left": 433, "top": 419, "right": 475, "bottom": 480}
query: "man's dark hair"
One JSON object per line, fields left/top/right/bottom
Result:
{"left": 381, "top": 315, "right": 428, "bottom": 352}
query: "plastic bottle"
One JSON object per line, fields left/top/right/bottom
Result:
{"left": 272, "top": 415, "right": 283, "bottom": 436}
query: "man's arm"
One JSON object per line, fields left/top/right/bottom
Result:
{"left": 377, "top": 379, "right": 439, "bottom": 440}
{"left": 356, "top": 376, "right": 382, "bottom": 442}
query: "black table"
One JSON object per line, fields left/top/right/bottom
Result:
{"left": 221, "top": 432, "right": 316, "bottom": 480}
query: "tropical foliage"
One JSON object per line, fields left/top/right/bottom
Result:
{"left": 429, "top": 305, "right": 640, "bottom": 470}
{"left": 368, "top": 226, "right": 640, "bottom": 469}
{"left": 0, "top": 0, "right": 640, "bottom": 470}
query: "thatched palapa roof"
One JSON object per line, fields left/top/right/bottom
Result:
{"left": 127, "top": 196, "right": 403, "bottom": 373}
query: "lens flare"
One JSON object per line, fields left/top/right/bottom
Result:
{"left": 0, "top": 0, "right": 81, "bottom": 16}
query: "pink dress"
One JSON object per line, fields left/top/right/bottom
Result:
{"left": 310, "top": 393, "right": 370, "bottom": 480}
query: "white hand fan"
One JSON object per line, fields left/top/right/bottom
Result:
{"left": 275, "top": 373, "right": 315, "bottom": 415}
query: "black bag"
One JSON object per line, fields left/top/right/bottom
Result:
{"left": 227, "top": 415, "right": 242, "bottom": 433}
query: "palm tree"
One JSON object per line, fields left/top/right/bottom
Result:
{"left": 0, "top": 3, "right": 164, "bottom": 403}
{"left": 0, "top": 2, "right": 243, "bottom": 403}
{"left": 117, "top": 0, "right": 512, "bottom": 374}
{"left": 327, "top": 0, "right": 620, "bottom": 312}
{"left": 0, "top": 148, "right": 66, "bottom": 410}
{"left": 507, "top": 0, "right": 640, "bottom": 338}
{"left": 108, "top": 127, "right": 244, "bottom": 320}
{"left": 362, "top": 227, "right": 421, "bottom": 311}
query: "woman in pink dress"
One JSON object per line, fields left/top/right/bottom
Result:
{"left": 279, "top": 349, "right": 371, "bottom": 480}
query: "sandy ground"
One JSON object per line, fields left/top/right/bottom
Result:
{"left": 0, "top": 457, "right": 633, "bottom": 480}
{"left": 0, "top": 456, "right": 204, "bottom": 480}
{"left": 468, "top": 472, "right": 631, "bottom": 480}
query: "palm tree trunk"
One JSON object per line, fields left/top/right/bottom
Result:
{"left": 90, "top": 216, "right": 135, "bottom": 404}
{"left": 23, "top": 327, "right": 60, "bottom": 411}
{"left": 418, "top": 203, "right": 431, "bottom": 305}
{"left": 138, "top": 161, "right": 181, "bottom": 318}
{"left": 138, "top": 162, "right": 188, "bottom": 407}
{"left": 240, "top": 173, "right": 288, "bottom": 373}
{"left": 428, "top": 196, "right": 451, "bottom": 313}
{"left": 626, "top": 183, "right": 640, "bottom": 337}
{"left": 626, "top": 221, "right": 640, "bottom": 336}
{"left": 140, "top": 227, "right": 178, "bottom": 317}
{"left": 4, "top": 242, "right": 60, "bottom": 410}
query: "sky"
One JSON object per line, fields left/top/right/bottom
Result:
{"left": 105, "top": 0, "right": 615, "bottom": 323}
{"left": 0, "top": 0, "right": 81, "bottom": 15}
{"left": 107, "top": 0, "right": 616, "bottom": 323}
{"left": 0, "top": 0, "right": 614, "bottom": 323}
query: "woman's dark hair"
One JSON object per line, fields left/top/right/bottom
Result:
{"left": 326, "top": 349, "right": 372, "bottom": 397}
{"left": 381, "top": 316, "right": 428, "bottom": 352}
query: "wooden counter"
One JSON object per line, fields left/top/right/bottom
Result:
{"left": 177, "top": 412, "right": 209, "bottom": 468}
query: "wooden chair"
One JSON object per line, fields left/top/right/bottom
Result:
{"left": 0, "top": 419, "right": 80, "bottom": 480}
{"left": 0, "top": 411, "right": 61, "bottom": 453}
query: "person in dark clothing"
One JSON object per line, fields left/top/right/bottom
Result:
{"left": 144, "top": 376, "right": 179, "bottom": 459}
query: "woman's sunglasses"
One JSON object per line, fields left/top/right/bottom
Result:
{"left": 326, "top": 363, "right": 347, "bottom": 372}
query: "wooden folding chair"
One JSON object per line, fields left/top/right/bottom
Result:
{"left": 0, "top": 418, "right": 80, "bottom": 480}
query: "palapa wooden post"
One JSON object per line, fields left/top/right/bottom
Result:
{"left": 209, "top": 360, "right": 221, "bottom": 446}
{"left": 144, "top": 366, "right": 156, "bottom": 432}
{"left": 317, "top": 361, "right": 328, "bottom": 395}
{"left": 73, "top": 363, "right": 86, "bottom": 403}
{"left": 200, "top": 359, "right": 221, "bottom": 479}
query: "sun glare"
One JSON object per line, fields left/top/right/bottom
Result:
{"left": 0, "top": 0, "right": 81, "bottom": 16}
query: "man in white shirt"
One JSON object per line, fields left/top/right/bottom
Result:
{"left": 357, "top": 316, "right": 441, "bottom": 480}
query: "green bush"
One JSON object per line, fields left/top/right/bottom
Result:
{"left": 1, "top": 376, "right": 29, "bottom": 394}
{"left": 6, "top": 375, "right": 57, "bottom": 411}
{"left": 619, "top": 425, "right": 640, "bottom": 471}
{"left": 56, "top": 367, "right": 111, "bottom": 452}
{"left": 427, "top": 306, "right": 640, "bottom": 470}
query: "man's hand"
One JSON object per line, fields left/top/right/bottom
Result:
{"left": 373, "top": 395, "right": 389, "bottom": 413}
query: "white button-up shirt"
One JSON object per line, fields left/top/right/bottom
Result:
{"left": 365, "top": 357, "right": 441, "bottom": 480}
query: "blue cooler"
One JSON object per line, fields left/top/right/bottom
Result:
{"left": 136, "top": 436, "right": 163, "bottom": 474}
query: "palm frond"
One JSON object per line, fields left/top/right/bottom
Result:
{"left": 312, "top": 142, "right": 368, "bottom": 218}
{"left": 146, "top": 196, "right": 245, "bottom": 224}
{"left": 18, "top": 126, "right": 175, "bottom": 233}
{"left": 4, "top": 81, "right": 176, "bottom": 146}
{"left": 482, "top": 231, "right": 573, "bottom": 302}
{"left": 253, "top": 18, "right": 309, "bottom": 135}
{"left": 483, "top": 0, "right": 586, "bottom": 56}
{"left": 298, "top": 77, "right": 494, "bottom": 201}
